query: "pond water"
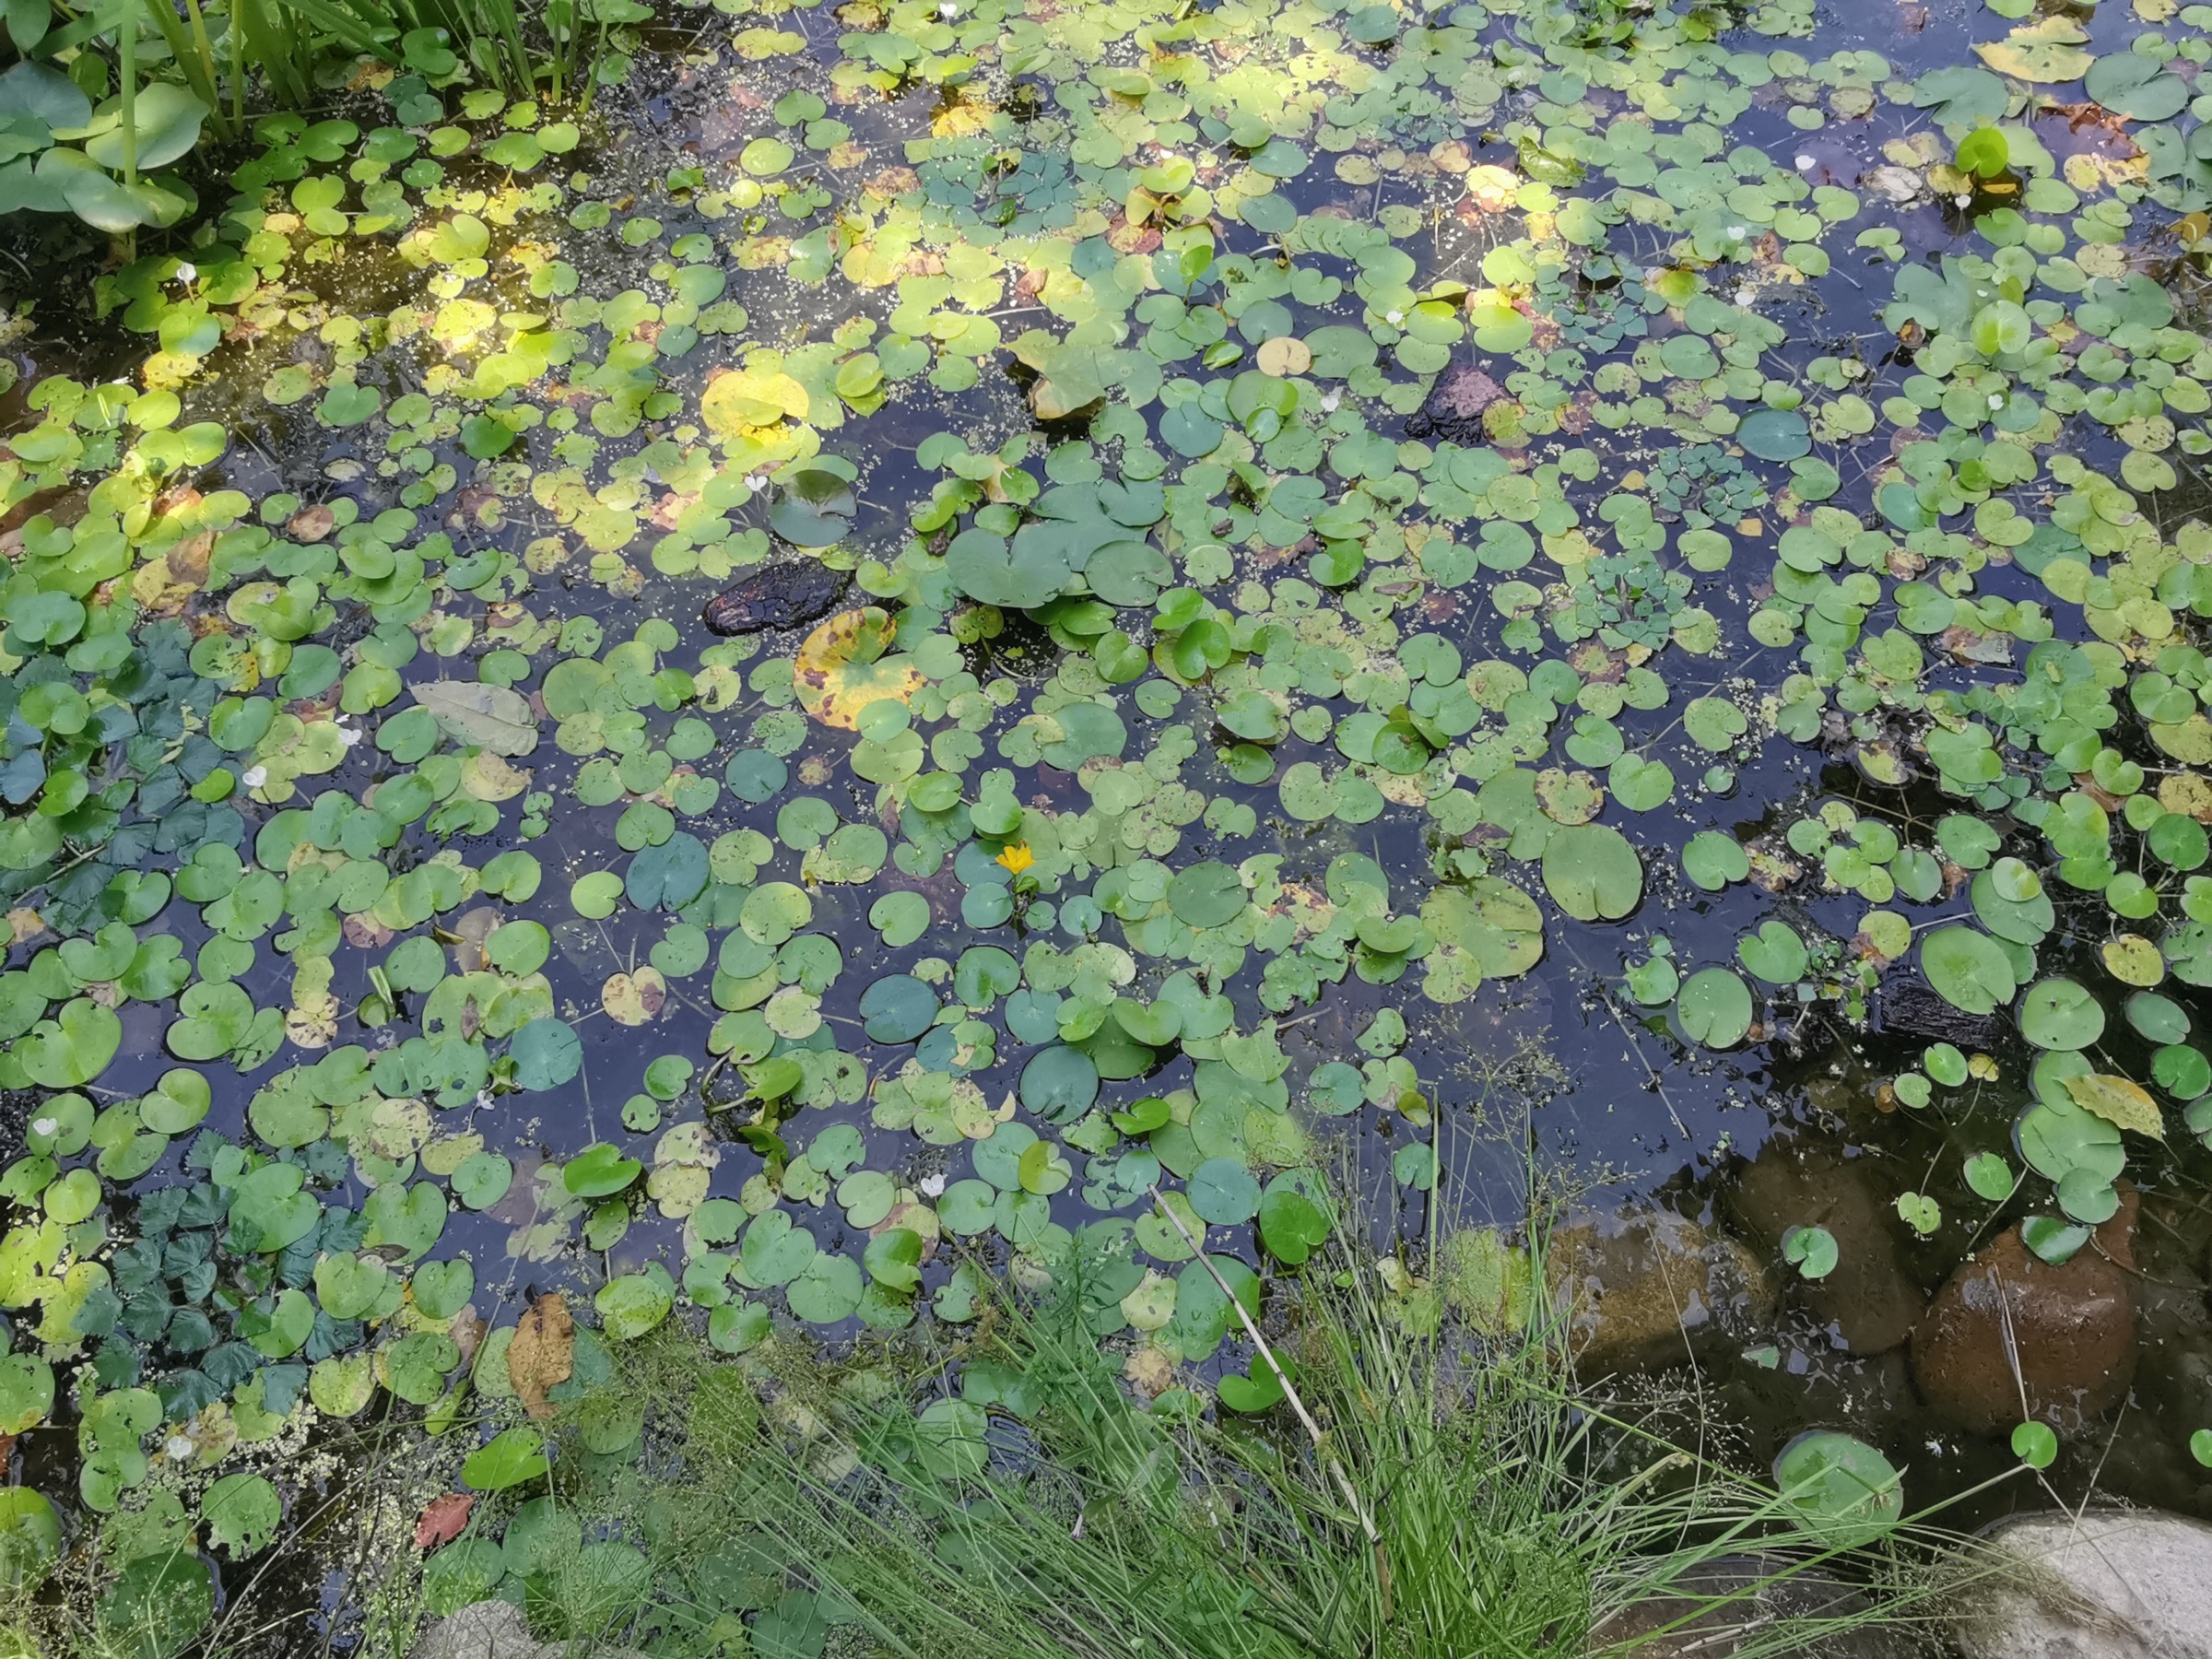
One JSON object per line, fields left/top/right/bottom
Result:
{"left": 6, "top": 0, "right": 2212, "bottom": 1644}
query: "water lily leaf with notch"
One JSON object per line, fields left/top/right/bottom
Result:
{"left": 1676, "top": 967, "right": 1754, "bottom": 1049}
{"left": 509, "top": 1018, "right": 582, "bottom": 1090}
{"left": 1682, "top": 832, "right": 1749, "bottom": 890}
{"left": 410, "top": 682, "right": 539, "bottom": 756}
{"left": 80, "top": 84, "right": 209, "bottom": 172}
{"left": 99, "top": 1553, "right": 214, "bottom": 1655}
{"left": 860, "top": 974, "right": 937, "bottom": 1042}
{"left": 1540, "top": 824, "right": 1642, "bottom": 922}
{"left": 0, "top": 1488, "right": 59, "bottom": 1586}
{"left": 564, "top": 1144, "right": 642, "bottom": 1198}
{"left": 596, "top": 1266, "right": 675, "bottom": 1339}
{"left": 1974, "top": 20, "right": 2091, "bottom": 84}
{"left": 769, "top": 467, "right": 856, "bottom": 548}
{"left": 2019, "top": 978, "right": 2103, "bottom": 1052}
{"left": 1920, "top": 927, "right": 2018, "bottom": 1017}
{"left": 1774, "top": 1431, "right": 1902, "bottom": 1548}
{"left": 1737, "top": 921, "right": 1809, "bottom": 985}
{"left": 18, "top": 997, "right": 121, "bottom": 1087}
{"left": 786, "top": 1253, "right": 865, "bottom": 1324}
{"left": 700, "top": 366, "right": 808, "bottom": 431}
{"left": 199, "top": 1471, "right": 280, "bottom": 1557}
{"left": 2085, "top": 53, "right": 2191, "bottom": 122}
{"left": 461, "top": 1426, "right": 547, "bottom": 1490}
{"left": 1188, "top": 1157, "right": 1260, "bottom": 1224}
{"left": 794, "top": 608, "right": 924, "bottom": 730}
{"left": 0, "top": 1352, "right": 53, "bottom": 1434}
{"left": 1737, "top": 408, "right": 1811, "bottom": 463}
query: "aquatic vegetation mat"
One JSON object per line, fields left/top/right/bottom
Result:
{"left": 5, "top": 0, "right": 2212, "bottom": 1643}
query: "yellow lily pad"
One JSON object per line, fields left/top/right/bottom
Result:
{"left": 2063, "top": 1074, "right": 2165, "bottom": 1141}
{"left": 602, "top": 968, "right": 667, "bottom": 1025}
{"left": 701, "top": 365, "right": 811, "bottom": 432}
{"left": 2101, "top": 935, "right": 2164, "bottom": 987}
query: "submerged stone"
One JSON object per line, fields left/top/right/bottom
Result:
{"left": 700, "top": 559, "right": 848, "bottom": 636}
{"left": 1911, "top": 1189, "right": 2138, "bottom": 1435}
{"left": 1732, "top": 1135, "right": 1925, "bottom": 1356}
{"left": 1548, "top": 1206, "right": 1777, "bottom": 1378}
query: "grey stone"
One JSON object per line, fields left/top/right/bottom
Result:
{"left": 410, "top": 1601, "right": 545, "bottom": 1659}
{"left": 1953, "top": 1509, "right": 2212, "bottom": 1659}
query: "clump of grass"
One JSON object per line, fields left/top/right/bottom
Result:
{"left": 488, "top": 1222, "right": 1955, "bottom": 1659}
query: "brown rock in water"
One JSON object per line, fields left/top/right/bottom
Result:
{"left": 700, "top": 559, "right": 848, "bottom": 636}
{"left": 1590, "top": 1554, "right": 1911, "bottom": 1659}
{"left": 1911, "top": 1190, "right": 2138, "bottom": 1435}
{"left": 1732, "top": 1136, "right": 1925, "bottom": 1356}
{"left": 1549, "top": 1206, "right": 1777, "bottom": 1378}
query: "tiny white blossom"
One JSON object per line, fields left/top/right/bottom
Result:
{"left": 1734, "top": 286, "right": 1755, "bottom": 305}
{"left": 1320, "top": 390, "right": 1341, "bottom": 412}
{"left": 1726, "top": 224, "right": 1747, "bottom": 239}
{"left": 938, "top": 1, "right": 956, "bottom": 15}
{"left": 1385, "top": 310, "right": 1404, "bottom": 325}
{"left": 920, "top": 1171, "right": 947, "bottom": 1197}
{"left": 337, "top": 724, "right": 364, "bottom": 747}
{"left": 1988, "top": 394, "right": 2004, "bottom": 408}
{"left": 165, "top": 1436, "right": 195, "bottom": 1461}
{"left": 1955, "top": 194, "right": 1973, "bottom": 208}
{"left": 175, "top": 263, "right": 196, "bottom": 283}
{"left": 30, "top": 1118, "right": 55, "bottom": 1136}
{"left": 1794, "top": 155, "right": 1816, "bottom": 171}
{"left": 241, "top": 765, "right": 268, "bottom": 788}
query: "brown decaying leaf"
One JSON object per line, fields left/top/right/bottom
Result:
{"left": 414, "top": 1491, "right": 475, "bottom": 1549}
{"left": 507, "top": 1290, "right": 574, "bottom": 1419}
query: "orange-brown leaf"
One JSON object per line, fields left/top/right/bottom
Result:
{"left": 507, "top": 1290, "right": 574, "bottom": 1420}
{"left": 414, "top": 1492, "right": 475, "bottom": 1550}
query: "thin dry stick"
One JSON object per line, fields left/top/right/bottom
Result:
{"left": 1146, "top": 1183, "right": 1390, "bottom": 1613}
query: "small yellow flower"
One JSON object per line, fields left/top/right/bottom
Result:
{"left": 995, "top": 842, "right": 1035, "bottom": 876}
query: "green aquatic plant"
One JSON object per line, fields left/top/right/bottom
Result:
{"left": 2, "top": 0, "right": 2212, "bottom": 1636}
{"left": 380, "top": 1224, "right": 1941, "bottom": 1659}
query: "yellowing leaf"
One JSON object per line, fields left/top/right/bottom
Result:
{"left": 794, "top": 606, "right": 924, "bottom": 730}
{"left": 2151, "top": 714, "right": 2212, "bottom": 767}
{"left": 1974, "top": 20, "right": 2092, "bottom": 83}
{"left": 701, "top": 365, "right": 810, "bottom": 431}
{"left": 2064, "top": 1074, "right": 2165, "bottom": 1140}
{"left": 602, "top": 968, "right": 667, "bottom": 1026}
{"left": 506, "top": 1291, "right": 573, "bottom": 1420}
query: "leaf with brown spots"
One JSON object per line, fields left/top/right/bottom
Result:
{"left": 793, "top": 607, "right": 924, "bottom": 730}
{"left": 507, "top": 1291, "right": 573, "bottom": 1420}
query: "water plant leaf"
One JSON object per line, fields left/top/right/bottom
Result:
{"left": 1773, "top": 1431, "right": 1902, "bottom": 1548}
{"left": 462, "top": 1427, "right": 548, "bottom": 1491}
{"left": 793, "top": 608, "right": 924, "bottom": 730}
{"left": 1920, "top": 928, "right": 2018, "bottom": 1017}
{"left": 1539, "top": 824, "right": 1641, "bottom": 922}
{"left": 410, "top": 682, "right": 539, "bottom": 755}
{"left": 2062, "top": 1075, "right": 2163, "bottom": 1141}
